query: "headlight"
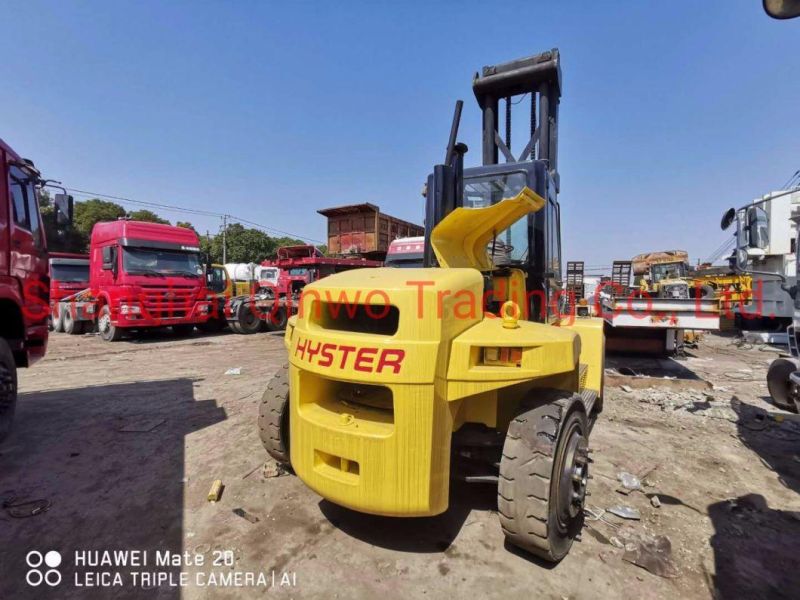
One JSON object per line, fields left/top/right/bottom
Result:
{"left": 119, "top": 304, "right": 142, "bottom": 315}
{"left": 197, "top": 303, "right": 210, "bottom": 313}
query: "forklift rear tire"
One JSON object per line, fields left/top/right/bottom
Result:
{"left": 258, "top": 363, "right": 291, "bottom": 465}
{"left": 498, "top": 390, "right": 590, "bottom": 562}
{"left": 264, "top": 307, "right": 288, "bottom": 331}
{"left": 98, "top": 305, "right": 124, "bottom": 342}
{"left": 767, "top": 358, "right": 798, "bottom": 411}
{"left": 63, "top": 308, "right": 82, "bottom": 335}
{"left": 0, "top": 338, "right": 18, "bottom": 444}
{"left": 235, "top": 303, "right": 263, "bottom": 335}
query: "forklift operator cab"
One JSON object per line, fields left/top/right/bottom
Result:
{"left": 447, "top": 162, "right": 562, "bottom": 323}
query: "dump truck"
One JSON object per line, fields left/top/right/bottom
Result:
{"left": 1, "top": 137, "right": 71, "bottom": 441}
{"left": 259, "top": 49, "right": 605, "bottom": 561}
{"left": 57, "top": 220, "right": 212, "bottom": 340}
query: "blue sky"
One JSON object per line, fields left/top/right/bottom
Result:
{"left": 2, "top": 1, "right": 799, "bottom": 271}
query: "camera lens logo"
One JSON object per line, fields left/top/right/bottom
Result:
{"left": 26, "top": 551, "right": 62, "bottom": 587}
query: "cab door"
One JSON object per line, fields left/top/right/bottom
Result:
{"left": 7, "top": 162, "right": 49, "bottom": 326}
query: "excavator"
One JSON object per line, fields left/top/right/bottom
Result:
{"left": 258, "top": 49, "right": 605, "bottom": 561}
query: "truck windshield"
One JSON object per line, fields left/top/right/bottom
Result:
{"left": 206, "top": 267, "right": 227, "bottom": 293}
{"left": 651, "top": 262, "right": 687, "bottom": 283}
{"left": 463, "top": 172, "right": 528, "bottom": 263}
{"left": 51, "top": 264, "right": 89, "bottom": 282}
{"left": 385, "top": 256, "right": 424, "bottom": 268}
{"left": 122, "top": 247, "right": 203, "bottom": 277}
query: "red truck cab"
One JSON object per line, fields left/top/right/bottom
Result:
{"left": 49, "top": 252, "right": 89, "bottom": 332}
{"left": 0, "top": 138, "right": 51, "bottom": 441}
{"left": 88, "top": 220, "right": 211, "bottom": 341}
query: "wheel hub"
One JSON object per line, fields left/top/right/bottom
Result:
{"left": 99, "top": 314, "right": 111, "bottom": 333}
{"left": 556, "top": 422, "right": 590, "bottom": 523}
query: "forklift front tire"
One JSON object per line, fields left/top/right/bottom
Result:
{"left": 498, "top": 390, "right": 590, "bottom": 562}
{"left": 258, "top": 364, "right": 291, "bottom": 465}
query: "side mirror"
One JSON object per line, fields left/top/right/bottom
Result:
{"left": 764, "top": 0, "right": 800, "bottom": 19}
{"left": 720, "top": 207, "right": 736, "bottom": 231}
{"left": 54, "top": 193, "right": 74, "bottom": 227}
{"left": 102, "top": 246, "right": 117, "bottom": 273}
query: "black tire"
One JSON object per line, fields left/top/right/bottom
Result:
{"left": 63, "top": 307, "right": 82, "bottom": 335}
{"left": 767, "top": 358, "right": 798, "bottom": 411}
{"left": 0, "top": 338, "right": 18, "bottom": 444}
{"left": 98, "top": 305, "right": 124, "bottom": 342}
{"left": 264, "top": 307, "right": 288, "bottom": 331}
{"left": 172, "top": 324, "right": 195, "bottom": 337}
{"left": 234, "top": 302, "right": 263, "bottom": 335}
{"left": 258, "top": 364, "right": 291, "bottom": 464}
{"left": 498, "top": 389, "right": 590, "bottom": 562}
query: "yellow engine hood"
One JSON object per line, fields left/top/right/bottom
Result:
{"left": 430, "top": 186, "right": 545, "bottom": 270}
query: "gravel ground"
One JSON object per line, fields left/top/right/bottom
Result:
{"left": 0, "top": 330, "right": 798, "bottom": 599}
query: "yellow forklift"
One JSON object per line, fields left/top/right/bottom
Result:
{"left": 259, "top": 49, "right": 605, "bottom": 561}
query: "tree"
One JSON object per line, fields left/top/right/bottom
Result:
{"left": 176, "top": 221, "right": 197, "bottom": 232}
{"left": 209, "top": 223, "right": 276, "bottom": 264}
{"left": 74, "top": 198, "right": 127, "bottom": 240}
{"left": 127, "top": 209, "right": 170, "bottom": 224}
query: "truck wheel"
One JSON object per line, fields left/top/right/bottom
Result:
{"left": 767, "top": 358, "right": 798, "bottom": 411}
{"left": 63, "top": 308, "right": 82, "bottom": 335}
{"left": 235, "top": 303, "right": 263, "bottom": 335}
{"left": 52, "top": 306, "right": 65, "bottom": 333}
{"left": 264, "top": 307, "right": 288, "bottom": 331}
{"left": 172, "top": 324, "right": 195, "bottom": 337}
{"left": 0, "top": 338, "right": 18, "bottom": 443}
{"left": 258, "top": 364, "right": 291, "bottom": 464}
{"left": 498, "top": 390, "right": 590, "bottom": 562}
{"left": 98, "top": 305, "right": 124, "bottom": 342}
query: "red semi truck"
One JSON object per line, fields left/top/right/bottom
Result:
{"left": 58, "top": 220, "right": 212, "bottom": 341}
{"left": 0, "top": 138, "right": 57, "bottom": 442}
{"left": 49, "top": 252, "right": 89, "bottom": 333}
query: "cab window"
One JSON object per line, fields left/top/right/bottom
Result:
{"left": 8, "top": 165, "right": 42, "bottom": 244}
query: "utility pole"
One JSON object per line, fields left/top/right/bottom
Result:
{"left": 222, "top": 214, "right": 228, "bottom": 264}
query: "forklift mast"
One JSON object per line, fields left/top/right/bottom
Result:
{"left": 424, "top": 49, "right": 563, "bottom": 322}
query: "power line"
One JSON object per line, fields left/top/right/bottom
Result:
{"left": 65, "top": 187, "right": 324, "bottom": 244}
{"left": 67, "top": 188, "right": 222, "bottom": 218}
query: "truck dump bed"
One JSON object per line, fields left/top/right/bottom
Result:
{"left": 317, "top": 203, "right": 423, "bottom": 260}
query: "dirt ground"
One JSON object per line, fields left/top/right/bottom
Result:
{"left": 1, "top": 329, "right": 799, "bottom": 599}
